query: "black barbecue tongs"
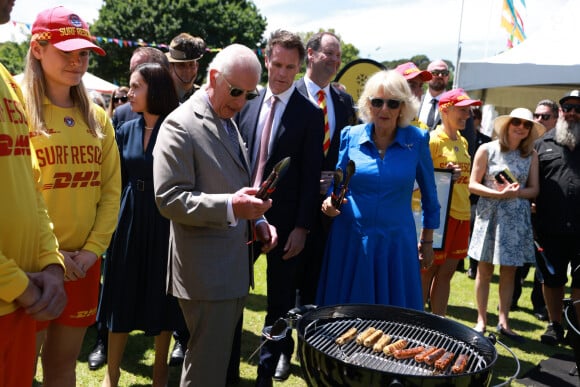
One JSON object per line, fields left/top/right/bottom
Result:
{"left": 331, "top": 160, "right": 355, "bottom": 210}
{"left": 256, "top": 157, "right": 291, "bottom": 200}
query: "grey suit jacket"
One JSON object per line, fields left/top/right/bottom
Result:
{"left": 153, "top": 90, "right": 253, "bottom": 301}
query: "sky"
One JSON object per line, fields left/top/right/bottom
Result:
{"left": 0, "top": 0, "right": 569, "bottom": 65}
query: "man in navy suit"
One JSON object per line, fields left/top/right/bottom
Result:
{"left": 294, "top": 32, "right": 357, "bottom": 313}
{"left": 236, "top": 30, "right": 324, "bottom": 387}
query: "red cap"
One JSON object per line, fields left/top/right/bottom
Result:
{"left": 31, "top": 6, "right": 106, "bottom": 56}
{"left": 438, "top": 88, "right": 481, "bottom": 108}
{"left": 395, "top": 62, "right": 432, "bottom": 82}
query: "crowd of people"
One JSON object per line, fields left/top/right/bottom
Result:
{"left": 1, "top": 3, "right": 580, "bottom": 387}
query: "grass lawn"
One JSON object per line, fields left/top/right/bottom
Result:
{"left": 36, "top": 257, "right": 575, "bottom": 386}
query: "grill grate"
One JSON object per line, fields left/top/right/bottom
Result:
{"left": 304, "top": 318, "right": 488, "bottom": 376}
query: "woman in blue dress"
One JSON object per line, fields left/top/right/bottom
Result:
{"left": 317, "top": 70, "right": 440, "bottom": 310}
{"left": 97, "top": 63, "right": 184, "bottom": 387}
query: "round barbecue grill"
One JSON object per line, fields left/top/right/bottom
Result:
{"left": 296, "top": 304, "right": 499, "bottom": 386}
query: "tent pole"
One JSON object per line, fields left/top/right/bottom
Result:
{"left": 453, "top": 0, "right": 465, "bottom": 88}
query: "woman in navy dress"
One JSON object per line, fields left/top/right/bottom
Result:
{"left": 317, "top": 70, "right": 440, "bottom": 310}
{"left": 98, "top": 63, "right": 184, "bottom": 387}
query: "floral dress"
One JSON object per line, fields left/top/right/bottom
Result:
{"left": 468, "top": 140, "right": 535, "bottom": 266}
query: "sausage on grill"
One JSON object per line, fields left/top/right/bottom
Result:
{"left": 355, "top": 327, "right": 376, "bottom": 345}
{"left": 393, "top": 345, "right": 425, "bottom": 359}
{"left": 424, "top": 348, "right": 446, "bottom": 365}
{"left": 363, "top": 329, "right": 383, "bottom": 347}
{"left": 452, "top": 353, "right": 470, "bottom": 374}
{"left": 382, "top": 339, "right": 408, "bottom": 355}
{"left": 435, "top": 351, "right": 455, "bottom": 370}
{"left": 414, "top": 346, "right": 437, "bottom": 363}
{"left": 335, "top": 327, "right": 357, "bottom": 346}
{"left": 372, "top": 334, "right": 392, "bottom": 352}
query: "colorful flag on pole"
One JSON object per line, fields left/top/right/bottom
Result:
{"left": 501, "top": 0, "right": 527, "bottom": 48}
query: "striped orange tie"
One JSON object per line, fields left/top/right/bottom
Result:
{"left": 317, "top": 89, "right": 330, "bottom": 156}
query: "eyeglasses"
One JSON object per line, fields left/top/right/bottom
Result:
{"left": 369, "top": 97, "right": 402, "bottom": 109}
{"left": 562, "top": 103, "right": 580, "bottom": 114}
{"left": 533, "top": 113, "right": 552, "bottom": 120}
{"left": 220, "top": 73, "right": 259, "bottom": 100}
{"left": 431, "top": 70, "right": 449, "bottom": 77}
{"left": 113, "top": 96, "right": 128, "bottom": 103}
{"left": 510, "top": 117, "right": 533, "bottom": 130}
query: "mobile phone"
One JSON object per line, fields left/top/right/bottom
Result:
{"left": 494, "top": 169, "right": 517, "bottom": 184}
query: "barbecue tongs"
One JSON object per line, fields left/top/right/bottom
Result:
{"left": 331, "top": 160, "right": 355, "bottom": 210}
{"left": 256, "top": 157, "right": 291, "bottom": 200}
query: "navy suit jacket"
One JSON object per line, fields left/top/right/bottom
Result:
{"left": 112, "top": 103, "right": 140, "bottom": 131}
{"left": 236, "top": 88, "right": 324, "bottom": 238}
{"left": 295, "top": 78, "right": 357, "bottom": 171}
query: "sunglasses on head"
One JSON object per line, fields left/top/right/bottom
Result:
{"left": 562, "top": 103, "right": 580, "bottom": 114}
{"left": 369, "top": 97, "right": 402, "bottom": 109}
{"left": 431, "top": 70, "right": 449, "bottom": 77}
{"left": 510, "top": 117, "right": 533, "bottom": 130}
{"left": 220, "top": 73, "right": 259, "bottom": 100}
{"left": 533, "top": 113, "right": 551, "bottom": 120}
{"left": 113, "top": 96, "right": 128, "bottom": 103}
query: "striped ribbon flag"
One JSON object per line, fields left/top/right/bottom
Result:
{"left": 500, "top": 0, "right": 527, "bottom": 48}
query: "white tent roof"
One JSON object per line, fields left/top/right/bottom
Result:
{"left": 12, "top": 72, "right": 118, "bottom": 95}
{"left": 457, "top": 0, "right": 580, "bottom": 112}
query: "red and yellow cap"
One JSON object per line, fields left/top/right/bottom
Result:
{"left": 31, "top": 6, "right": 106, "bottom": 56}
{"left": 438, "top": 88, "right": 481, "bottom": 108}
{"left": 395, "top": 62, "right": 432, "bottom": 82}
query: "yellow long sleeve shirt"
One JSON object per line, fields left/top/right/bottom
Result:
{"left": 30, "top": 98, "right": 121, "bottom": 255}
{"left": 0, "top": 64, "right": 64, "bottom": 316}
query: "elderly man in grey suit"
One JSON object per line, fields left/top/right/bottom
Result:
{"left": 153, "top": 44, "right": 278, "bottom": 387}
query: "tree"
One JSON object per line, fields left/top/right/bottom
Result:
{"left": 0, "top": 41, "right": 29, "bottom": 75}
{"left": 90, "top": 0, "right": 267, "bottom": 86}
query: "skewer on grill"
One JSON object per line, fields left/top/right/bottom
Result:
{"left": 452, "top": 353, "right": 470, "bottom": 374}
{"left": 355, "top": 327, "right": 376, "bottom": 345}
{"left": 335, "top": 327, "right": 357, "bottom": 345}
{"left": 382, "top": 339, "right": 408, "bottom": 355}
{"left": 372, "top": 334, "right": 392, "bottom": 352}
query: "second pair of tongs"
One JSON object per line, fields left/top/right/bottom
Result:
{"left": 331, "top": 160, "right": 355, "bottom": 210}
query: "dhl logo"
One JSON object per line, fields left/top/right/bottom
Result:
{"left": 43, "top": 171, "right": 100, "bottom": 189}
{"left": 0, "top": 133, "right": 31, "bottom": 156}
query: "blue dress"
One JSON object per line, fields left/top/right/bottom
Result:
{"left": 316, "top": 124, "right": 440, "bottom": 310}
{"left": 97, "top": 117, "right": 185, "bottom": 335}
{"left": 468, "top": 141, "right": 535, "bottom": 266}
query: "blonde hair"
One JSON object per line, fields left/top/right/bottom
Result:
{"left": 357, "top": 70, "right": 419, "bottom": 127}
{"left": 23, "top": 41, "right": 104, "bottom": 138}
{"left": 497, "top": 118, "right": 536, "bottom": 157}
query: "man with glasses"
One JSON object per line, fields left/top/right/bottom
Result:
{"left": 534, "top": 99, "right": 559, "bottom": 132}
{"left": 236, "top": 30, "right": 324, "bottom": 387}
{"left": 534, "top": 90, "right": 580, "bottom": 346}
{"left": 418, "top": 59, "right": 450, "bottom": 131}
{"left": 166, "top": 32, "right": 206, "bottom": 103}
{"left": 152, "top": 44, "right": 277, "bottom": 386}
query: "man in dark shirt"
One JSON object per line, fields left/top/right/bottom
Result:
{"left": 534, "top": 90, "right": 580, "bottom": 346}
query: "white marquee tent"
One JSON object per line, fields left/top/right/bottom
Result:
{"left": 457, "top": 0, "right": 580, "bottom": 113}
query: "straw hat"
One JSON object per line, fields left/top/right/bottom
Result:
{"left": 493, "top": 108, "right": 546, "bottom": 138}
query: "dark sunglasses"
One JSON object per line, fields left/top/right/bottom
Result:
{"left": 533, "top": 113, "right": 552, "bottom": 120}
{"left": 220, "top": 74, "right": 259, "bottom": 100}
{"left": 369, "top": 97, "right": 402, "bottom": 109}
{"left": 562, "top": 103, "right": 580, "bottom": 114}
{"left": 113, "top": 96, "right": 128, "bottom": 103}
{"left": 431, "top": 70, "right": 449, "bottom": 77}
{"left": 510, "top": 117, "right": 533, "bottom": 130}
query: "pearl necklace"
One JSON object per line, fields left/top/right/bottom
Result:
{"left": 144, "top": 126, "right": 154, "bottom": 131}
